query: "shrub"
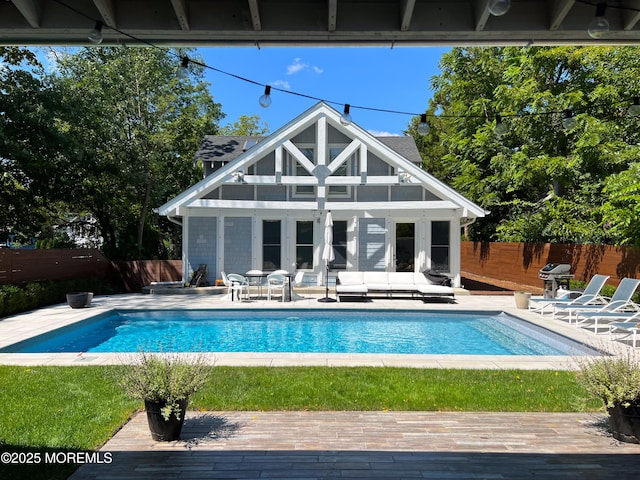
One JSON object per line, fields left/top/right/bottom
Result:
{"left": 115, "top": 351, "right": 210, "bottom": 421}
{"left": 575, "top": 350, "right": 640, "bottom": 409}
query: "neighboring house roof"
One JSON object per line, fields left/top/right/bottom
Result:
{"left": 159, "top": 101, "right": 487, "bottom": 219}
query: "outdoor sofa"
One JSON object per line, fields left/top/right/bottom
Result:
{"left": 336, "top": 271, "right": 455, "bottom": 301}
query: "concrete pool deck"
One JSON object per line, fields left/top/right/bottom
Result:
{"left": 0, "top": 291, "right": 626, "bottom": 369}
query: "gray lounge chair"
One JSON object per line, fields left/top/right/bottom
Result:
{"left": 553, "top": 278, "right": 640, "bottom": 323}
{"left": 529, "top": 274, "right": 610, "bottom": 315}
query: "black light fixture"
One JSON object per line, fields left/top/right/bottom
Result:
{"left": 88, "top": 21, "right": 104, "bottom": 44}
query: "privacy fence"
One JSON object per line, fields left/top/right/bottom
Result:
{"left": 0, "top": 248, "right": 181, "bottom": 292}
{"left": 461, "top": 242, "right": 640, "bottom": 293}
{"left": 2, "top": 242, "right": 639, "bottom": 293}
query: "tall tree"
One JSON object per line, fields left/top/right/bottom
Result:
{"left": 0, "top": 47, "right": 74, "bottom": 245}
{"left": 50, "top": 47, "right": 223, "bottom": 259}
{"left": 409, "top": 46, "right": 640, "bottom": 244}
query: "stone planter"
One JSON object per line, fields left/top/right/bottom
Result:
{"left": 66, "top": 292, "right": 93, "bottom": 308}
{"left": 514, "top": 291, "right": 531, "bottom": 309}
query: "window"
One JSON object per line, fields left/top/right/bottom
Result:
{"left": 263, "top": 220, "right": 281, "bottom": 271}
{"left": 293, "top": 147, "right": 315, "bottom": 196}
{"left": 295, "top": 221, "right": 314, "bottom": 269}
{"left": 328, "top": 147, "right": 349, "bottom": 196}
{"left": 431, "top": 221, "right": 450, "bottom": 272}
{"left": 332, "top": 220, "right": 347, "bottom": 270}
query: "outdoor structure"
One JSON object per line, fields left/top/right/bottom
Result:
{"left": 3, "top": 1, "right": 640, "bottom": 46}
{"left": 158, "top": 102, "right": 486, "bottom": 287}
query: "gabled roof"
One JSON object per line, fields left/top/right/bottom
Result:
{"left": 195, "top": 135, "right": 422, "bottom": 166}
{"left": 159, "top": 101, "right": 486, "bottom": 218}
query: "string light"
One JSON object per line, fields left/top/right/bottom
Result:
{"left": 494, "top": 115, "right": 508, "bottom": 137}
{"left": 417, "top": 114, "right": 430, "bottom": 135}
{"left": 177, "top": 56, "right": 190, "bottom": 79}
{"left": 259, "top": 85, "right": 272, "bottom": 108}
{"left": 488, "top": 0, "right": 511, "bottom": 17}
{"left": 49, "top": 0, "right": 640, "bottom": 136}
{"left": 628, "top": 97, "right": 640, "bottom": 117}
{"left": 87, "top": 21, "right": 103, "bottom": 44}
{"left": 340, "top": 104, "right": 353, "bottom": 126}
{"left": 562, "top": 110, "right": 577, "bottom": 130}
{"left": 588, "top": 2, "right": 610, "bottom": 39}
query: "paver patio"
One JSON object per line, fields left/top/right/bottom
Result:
{"left": 69, "top": 410, "right": 640, "bottom": 479}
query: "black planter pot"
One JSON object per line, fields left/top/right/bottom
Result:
{"left": 607, "top": 404, "right": 640, "bottom": 443}
{"left": 145, "top": 399, "right": 188, "bottom": 442}
{"left": 66, "top": 292, "right": 93, "bottom": 308}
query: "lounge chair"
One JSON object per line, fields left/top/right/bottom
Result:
{"left": 575, "top": 309, "right": 640, "bottom": 334}
{"left": 529, "top": 274, "right": 610, "bottom": 315}
{"left": 553, "top": 278, "right": 640, "bottom": 323}
{"left": 608, "top": 314, "right": 640, "bottom": 347}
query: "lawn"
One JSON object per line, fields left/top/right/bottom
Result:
{"left": 0, "top": 365, "right": 601, "bottom": 480}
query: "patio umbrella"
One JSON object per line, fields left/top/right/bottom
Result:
{"left": 318, "top": 211, "right": 337, "bottom": 302}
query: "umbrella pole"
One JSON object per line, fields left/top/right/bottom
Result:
{"left": 318, "top": 262, "right": 337, "bottom": 303}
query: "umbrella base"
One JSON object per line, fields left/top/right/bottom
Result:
{"left": 317, "top": 297, "right": 337, "bottom": 303}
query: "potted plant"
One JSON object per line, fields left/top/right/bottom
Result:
{"left": 117, "top": 351, "right": 210, "bottom": 441}
{"left": 513, "top": 291, "right": 531, "bottom": 309}
{"left": 575, "top": 350, "right": 640, "bottom": 443}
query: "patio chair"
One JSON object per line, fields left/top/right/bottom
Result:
{"left": 267, "top": 273, "right": 286, "bottom": 301}
{"left": 553, "top": 278, "right": 640, "bottom": 323}
{"left": 226, "top": 273, "right": 250, "bottom": 302}
{"left": 608, "top": 313, "right": 640, "bottom": 347}
{"left": 529, "top": 274, "right": 610, "bottom": 315}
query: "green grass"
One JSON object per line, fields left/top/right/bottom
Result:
{"left": 0, "top": 365, "right": 602, "bottom": 480}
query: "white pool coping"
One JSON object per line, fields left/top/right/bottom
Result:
{"left": 0, "top": 292, "right": 627, "bottom": 369}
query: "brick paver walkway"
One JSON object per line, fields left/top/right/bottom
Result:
{"left": 69, "top": 411, "right": 640, "bottom": 479}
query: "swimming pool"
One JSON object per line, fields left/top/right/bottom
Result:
{"left": 1, "top": 309, "right": 596, "bottom": 356}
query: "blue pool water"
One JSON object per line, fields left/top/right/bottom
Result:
{"left": 2, "top": 309, "right": 595, "bottom": 355}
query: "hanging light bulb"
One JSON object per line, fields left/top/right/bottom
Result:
{"left": 259, "top": 86, "right": 272, "bottom": 108}
{"left": 494, "top": 115, "right": 508, "bottom": 137}
{"left": 417, "top": 114, "right": 430, "bottom": 135}
{"left": 340, "top": 104, "right": 353, "bottom": 126}
{"left": 488, "top": 0, "right": 511, "bottom": 16}
{"left": 562, "top": 110, "right": 577, "bottom": 130}
{"left": 628, "top": 97, "right": 640, "bottom": 117}
{"left": 177, "top": 56, "right": 190, "bottom": 79}
{"left": 88, "top": 21, "right": 104, "bottom": 44}
{"left": 588, "top": 2, "right": 610, "bottom": 39}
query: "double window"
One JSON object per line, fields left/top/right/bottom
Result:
{"left": 291, "top": 145, "right": 353, "bottom": 197}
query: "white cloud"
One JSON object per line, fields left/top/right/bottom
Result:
{"left": 368, "top": 129, "right": 402, "bottom": 137}
{"left": 287, "top": 58, "right": 307, "bottom": 75}
{"left": 286, "top": 57, "right": 323, "bottom": 75}
{"left": 270, "top": 80, "right": 291, "bottom": 90}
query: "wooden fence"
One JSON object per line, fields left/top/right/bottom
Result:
{"left": 0, "top": 248, "right": 182, "bottom": 293}
{"left": 461, "top": 241, "right": 640, "bottom": 293}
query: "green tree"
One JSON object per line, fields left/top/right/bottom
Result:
{"left": 412, "top": 46, "right": 640, "bottom": 244}
{"left": 50, "top": 47, "right": 223, "bottom": 259}
{"left": 0, "top": 47, "right": 75, "bottom": 245}
{"left": 219, "top": 114, "right": 270, "bottom": 136}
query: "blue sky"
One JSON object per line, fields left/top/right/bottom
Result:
{"left": 198, "top": 47, "right": 450, "bottom": 136}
